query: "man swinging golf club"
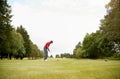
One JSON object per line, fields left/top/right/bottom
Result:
{"left": 44, "top": 40, "right": 53, "bottom": 61}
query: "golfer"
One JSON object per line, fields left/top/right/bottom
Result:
{"left": 44, "top": 40, "right": 53, "bottom": 61}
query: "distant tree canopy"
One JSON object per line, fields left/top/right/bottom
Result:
{"left": 0, "top": 0, "right": 43, "bottom": 59}
{"left": 55, "top": 53, "right": 73, "bottom": 58}
{"left": 73, "top": 0, "right": 120, "bottom": 59}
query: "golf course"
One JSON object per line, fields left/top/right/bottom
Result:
{"left": 0, "top": 58, "right": 120, "bottom": 79}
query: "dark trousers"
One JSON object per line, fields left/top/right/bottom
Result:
{"left": 44, "top": 47, "right": 48, "bottom": 60}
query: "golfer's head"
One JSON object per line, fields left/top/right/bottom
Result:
{"left": 50, "top": 40, "right": 53, "bottom": 43}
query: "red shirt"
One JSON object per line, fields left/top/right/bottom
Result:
{"left": 44, "top": 41, "right": 51, "bottom": 49}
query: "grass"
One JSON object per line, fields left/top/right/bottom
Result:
{"left": 0, "top": 58, "right": 120, "bottom": 79}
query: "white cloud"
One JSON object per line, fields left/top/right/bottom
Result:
{"left": 10, "top": 0, "right": 110, "bottom": 56}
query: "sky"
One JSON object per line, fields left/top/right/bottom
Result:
{"left": 8, "top": 0, "right": 110, "bottom": 56}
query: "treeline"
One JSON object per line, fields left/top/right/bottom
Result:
{"left": 73, "top": 0, "right": 120, "bottom": 59}
{"left": 55, "top": 53, "right": 73, "bottom": 58}
{"left": 0, "top": 0, "right": 43, "bottom": 59}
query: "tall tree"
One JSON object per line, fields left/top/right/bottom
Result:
{"left": 9, "top": 29, "right": 25, "bottom": 59}
{"left": 16, "top": 25, "right": 32, "bottom": 57}
{"left": 0, "top": 0, "right": 13, "bottom": 59}
{"left": 100, "top": 0, "right": 120, "bottom": 54}
{"left": 82, "top": 33, "right": 100, "bottom": 58}
{"left": 78, "top": 0, "right": 120, "bottom": 59}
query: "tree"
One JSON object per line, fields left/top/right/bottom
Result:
{"left": 73, "top": 42, "right": 82, "bottom": 58}
{"left": 50, "top": 55, "right": 53, "bottom": 58}
{"left": 0, "top": 0, "right": 43, "bottom": 60}
{"left": 30, "top": 44, "right": 43, "bottom": 59}
{"left": 82, "top": 33, "right": 99, "bottom": 58}
{"left": 100, "top": 0, "right": 120, "bottom": 45}
{"left": 1, "top": 29, "right": 25, "bottom": 59}
{"left": 99, "top": 0, "right": 120, "bottom": 57}
{"left": 0, "top": 0, "right": 13, "bottom": 59}
{"left": 78, "top": 0, "right": 120, "bottom": 59}
{"left": 11, "top": 30, "right": 25, "bottom": 59}
{"left": 56, "top": 54, "right": 60, "bottom": 58}
{"left": 60, "top": 53, "right": 72, "bottom": 58}
{"left": 16, "top": 25, "right": 32, "bottom": 57}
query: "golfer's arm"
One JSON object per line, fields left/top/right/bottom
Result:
{"left": 47, "top": 48, "right": 50, "bottom": 52}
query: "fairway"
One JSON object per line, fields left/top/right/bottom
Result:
{"left": 0, "top": 58, "right": 120, "bottom": 79}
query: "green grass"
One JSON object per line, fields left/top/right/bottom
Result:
{"left": 0, "top": 58, "right": 120, "bottom": 79}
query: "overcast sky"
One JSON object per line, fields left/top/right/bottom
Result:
{"left": 8, "top": 0, "right": 110, "bottom": 56}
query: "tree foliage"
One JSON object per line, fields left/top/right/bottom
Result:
{"left": 0, "top": 0, "right": 43, "bottom": 59}
{"left": 0, "top": 0, "right": 13, "bottom": 59}
{"left": 30, "top": 44, "right": 43, "bottom": 59}
{"left": 10, "top": 30, "right": 25, "bottom": 59}
{"left": 73, "top": 0, "right": 120, "bottom": 59}
{"left": 73, "top": 42, "right": 82, "bottom": 58}
{"left": 16, "top": 25, "right": 32, "bottom": 57}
